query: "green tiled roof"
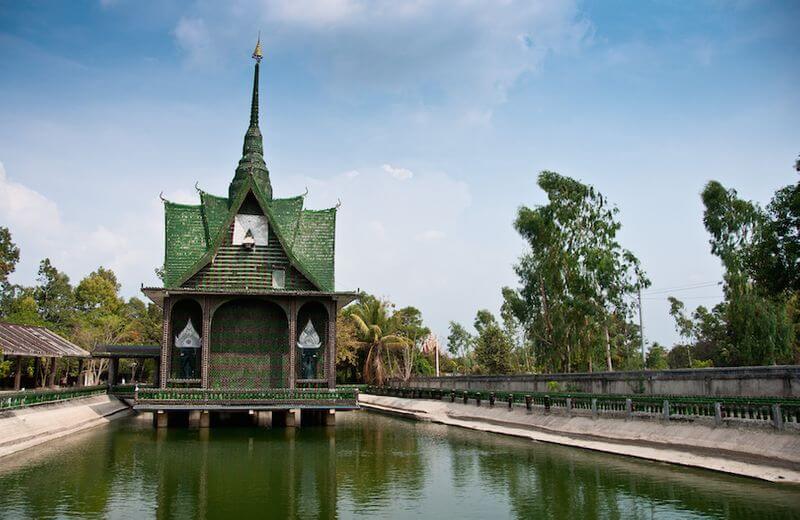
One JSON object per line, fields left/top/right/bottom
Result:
{"left": 164, "top": 183, "right": 336, "bottom": 292}
{"left": 164, "top": 202, "right": 208, "bottom": 287}
{"left": 161, "top": 57, "right": 337, "bottom": 293}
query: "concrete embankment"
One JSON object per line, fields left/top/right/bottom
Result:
{"left": 0, "top": 395, "right": 131, "bottom": 458}
{"left": 359, "top": 393, "right": 800, "bottom": 484}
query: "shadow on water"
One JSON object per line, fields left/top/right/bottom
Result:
{"left": 0, "top": 411, "right": 798, "bottom": 519}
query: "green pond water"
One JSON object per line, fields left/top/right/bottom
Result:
{"left": 0, "top": 411, "right": 798, "bottom": 519}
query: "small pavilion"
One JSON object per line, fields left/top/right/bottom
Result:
{"left": 0, "top": 321, "right": 90, "bottom": 390}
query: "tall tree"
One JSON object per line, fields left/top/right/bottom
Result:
{"left": 346, "top": 295, "right": 410, "bottom": 385}
{"left": 504, "top": 171, "right": 648, "bottom": 373}
{"left": 34, "top": 258, "right": 75, "bottom": 333}
{"left": 473, "top": 310, "right": 513, "bottom": 374}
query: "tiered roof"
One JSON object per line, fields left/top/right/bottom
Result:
{"left": 160, "top": 42, "right": 336, "bottom": 293}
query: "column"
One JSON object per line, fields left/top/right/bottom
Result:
{"left": 201, "top": 297, "right": 211, "bottom": 388}
{"left": 13, "top": 356, "right": 22, "bottom": 390}
{"left": 160, "top": 297, "right": 172, "bottom": 388}
{"left": 35, "top": 357, "right": 43, "bottom": 388}
{"left": 108, "top": 358, "right": 117, "bottom": 386}
{"left": 77, "top": 358, "right": 85, "bottom": 387}
{"left": 47, "top": 357, "right": 57, "bottom": 388}
{"left": 327, "top": 300, "right": 336, "bottom": 389}
{"left": 288, "top": 300, "right": 297, "bottom": 389}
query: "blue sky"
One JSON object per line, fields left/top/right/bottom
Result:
{"left": 1, "top": 0, "right": 798, "bottom": 349}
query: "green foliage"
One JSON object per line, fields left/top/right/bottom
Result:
{"left": 0, "top": 227, "right": 20, "bottom": 285}
{"left": 645, "top": 343, "right": 669, "bottom": 370}
{"left": 504, "top": 171, "right": 649, "bottom": 374}
{"left": 546, "top": 381, "right": 561, "bottom": 392}
{"left": 473, "top": 310, "right": 512, "bottom": 374}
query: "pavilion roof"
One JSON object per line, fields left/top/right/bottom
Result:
{"left": 93, "top": 344, "right": 161, "bottom": 358}
{"left": 0, "top": 322, "right": 90, "bottom": 358}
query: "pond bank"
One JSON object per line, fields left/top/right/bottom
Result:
{"left": 0, "top": 395, "right": 130, "bottom": 459}
{"left": 359, "top": 393, "right": 800, "bottom": 484}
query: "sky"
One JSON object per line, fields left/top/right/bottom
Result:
{"left": 0, "top": 0, "right": 798, "bottom": 349}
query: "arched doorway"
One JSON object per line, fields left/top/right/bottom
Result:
{"left": 296, "top": 301, "right": 329, "bottom": 382}
{"left": 209, "top": 298, "right": 289, "bottom": 388}
{"left": 171, "top": 299, "right": 203, "bottom": 380}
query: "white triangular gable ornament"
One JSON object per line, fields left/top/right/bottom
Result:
{"left": 297, "top": 320, "right": 321, "bottom": 350}
{"left": 175, "top": 319, "right": 201, "bottom": 349}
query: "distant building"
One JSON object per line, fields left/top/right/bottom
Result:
{"left": 143, "top": 41, "right": 356, "bottom": 393}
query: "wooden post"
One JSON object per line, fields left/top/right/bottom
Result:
{"left": 47, "top": 357, "right": 57, "bottom": 388}
{"left": 13, "top": 356, "right": 22, "bottom": 390}
{"left": 77, "top": 358, "right": 85, "bottom": 387}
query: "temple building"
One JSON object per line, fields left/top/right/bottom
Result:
{"left": 139, "top": 40, "right": 357, "bottom": 423}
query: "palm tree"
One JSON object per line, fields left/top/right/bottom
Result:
{"left": 347, "top": 296, "right": 411, "bottom": 385}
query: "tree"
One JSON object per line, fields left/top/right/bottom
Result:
{"left": 394, "top": 306, "right": 430, "bottom": 381}
{"left": 0, "top": 227, "right": 20, "bottom": 285}
{"left": 504, "top": 171, "right": 649, "bottom": 374}
{"left": 34, "top": 259, "right": 75, "bottom": 333}
{"left": 700, "top": 179, "right": 796, "bottom": 365}
{"left": 347, "top": 295, "right": 411, "bottom": 385}
{"left": 668, "top": 297, "right": 694, "bottom": 366}
{"left": 473, "top": 310, "right": 513, "bottom": 374}
{"left": 645, "top": 342, "right": 669, "bottom": 370}
{"left": 335, "top": 313, "right": 362, "bottom": 383}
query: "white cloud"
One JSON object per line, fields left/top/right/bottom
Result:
{"left": 0, "top": 161, "right": 162, "bottom": 296}
{"left": 382, "top": 163, "right": 413, "bottom": 180}
{"left": 416, "top": 229, "right": 445, "bottom": 241}
{"left": 342, "top": 169, "right": 360, "bottom": 179}
{"left": 0, "top": 161, "right": 63, "bottom": 239}
{"left": 171, "top": 1, "right": 592, "bottom": 111}
{"left": 173, "top": 17, "right": 215, "bottom": 68}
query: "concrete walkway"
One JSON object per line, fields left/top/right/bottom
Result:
{"left": 0, "top": 395, "right": 131, "bottom": 459}
{"left": 359, "top": 393, "right": 800, "bottom": 484}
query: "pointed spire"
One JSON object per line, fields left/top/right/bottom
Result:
{"left": 229, "top": 33, "right": 272, "bottom": 203}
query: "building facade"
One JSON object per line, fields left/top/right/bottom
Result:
{"left": 142, "top": 42, "right": 356, "bottom": 396}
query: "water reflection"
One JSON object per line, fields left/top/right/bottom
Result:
{"left": 0, "top": 412, "right": 797, "bottom": 519}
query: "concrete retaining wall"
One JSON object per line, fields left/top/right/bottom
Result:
{"left": 394, "top": 365, "right": 800, "bottom": 397}
{"left": 360, "top": 394, "right": 800, "bottom": 483}
{"left": 0, "top": 395, "right": 131, "bottom": 459}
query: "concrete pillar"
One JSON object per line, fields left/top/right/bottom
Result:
{"left": 13, "top": 356, "right": 23, "bottom": 390}
{"left": 324, "top": 409, "right": 336, "bottom": 426}
{"left": 189, "top": 410, "right": 202, "bottom": 429}
{"left": 47, "top": 357, "right": 58, "bottom": 388}
{"left": 257, "top": 410, "right": 273, "bottom": 427}
{"left": 327, "top": 300, "right": 336, "bottom": 388}
{"left": 288, "top": 300, "right": 297, "bottom": 389}
{"left": 714, "top": 402, "right": 722, "bottom": 426}
{"left": 772, "top": 404, "right": 784, "bottom": 430}
{"left": 285, "top": 409, "right": 298, "bottom": 428}
{"left": 625, "top": 398, "right": 633, "bottom": 419}
{"left": 200, "top": 411, "right": 210, "bottom": 428}
{"left": 565, "top": 398, "right": 572, "bottom": 416}
{"left": 200, "top": 297, "right": 211, "bottom": 388}
{"left": 155, "top": 411, "right": 168, "bottom": 428}
{"left": 662, "top": 400, "right": 670, "bottom": 421}
{"left": 160, "top": 297, "right": 172, "bottom": 389}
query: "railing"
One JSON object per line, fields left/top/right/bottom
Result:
{"left": 0, "top": 385, "right": 108, "bottom": 411}
{"left": 110, "top": 383, "right": 154, "bottom": 398}
{"left": 135, "top": 387, "right": 359, "bottom": 408}
{"left": 366, "top": 385, "right": 800, "bottom": 431}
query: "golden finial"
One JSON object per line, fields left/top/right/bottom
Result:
{"left": 252, "top": 31, "right": 263, "bottom": 62}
